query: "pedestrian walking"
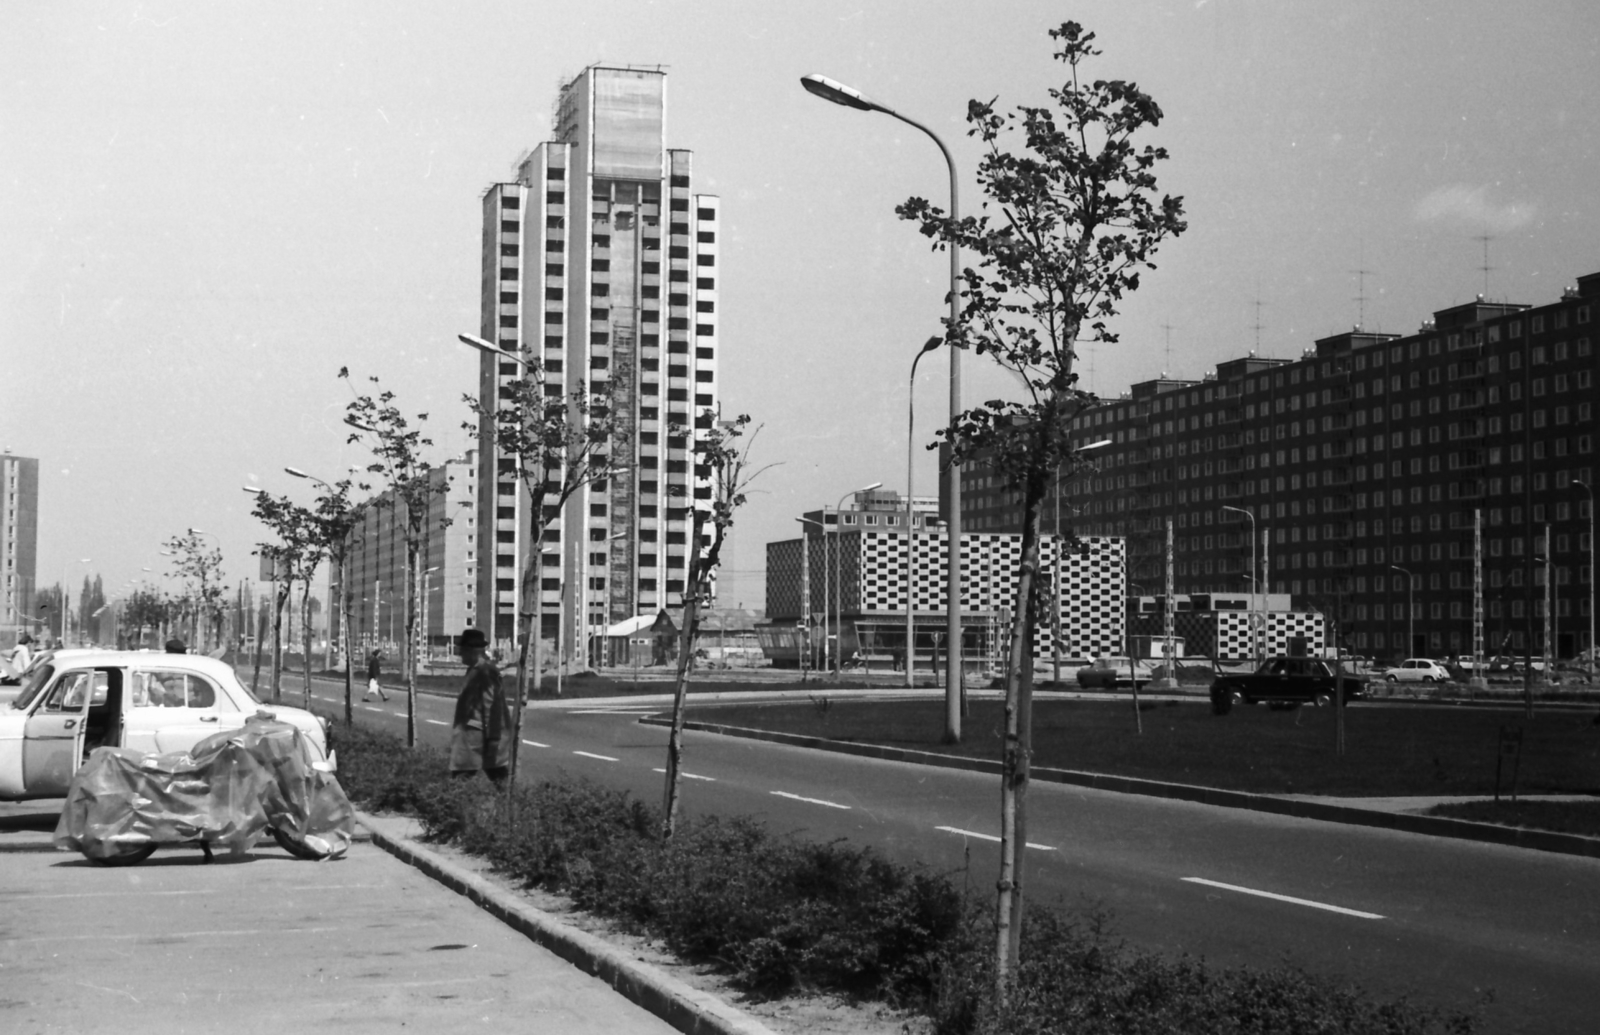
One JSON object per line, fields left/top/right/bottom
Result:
{"left": 364, "top": 648, "right": 389, "bottom": 701}
{"left": 449, "top": 628, "right": 511, "bottom": 783}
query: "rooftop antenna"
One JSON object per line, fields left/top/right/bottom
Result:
{"left": 1251, "top": 282, "right": 1266, "bottom": 354}
{"left": 1160, "top": 322, "right": 1175, "bottom": 377}
{"left": 1350, "top": 242, "right": 1373, "bottom": 332}
{"left": 1474, "top": 229, "right": 1493, "bottom": 300}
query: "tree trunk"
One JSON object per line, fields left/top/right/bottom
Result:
{"left": 405, "top": 536, "right": 419, "bottom": 749}
{"left": 662, "top": 513, "right": 709, "bottom": 841}
{"left": 508, "top": 526, "right": 543, "bottom": 791}
{"left": 300, "top": 578, "right": 313, "bottom": 711}
{"left": 252, "top": 599, "right": 267, "bottom": 694}
{"left": 271, "top": 578, "right": 291, "bottom": 703}
{"left": 340, "top": 551, "right": 354, "bottom": 727}
{"left": 994, "top": 472, "right": 1045, "bottom": 1004}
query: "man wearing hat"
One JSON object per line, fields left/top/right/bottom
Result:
{"left": 449, "top": 628, "right": 511, "bottom": 782}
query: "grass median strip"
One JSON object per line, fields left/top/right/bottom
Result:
{"left": 1182, "top": 877, "right": 1385, "bottom": 920}
{"left": 691, "top": 697, "right": 1600, "bottom": 798}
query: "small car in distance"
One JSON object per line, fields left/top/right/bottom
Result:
{"left": 1382, "top": 658, "right": 1452, "bottom": 683}
{"left": 1075, "top": 657, "right": 1153, "bottom": 691}
{"left": 1210, "top": 656, "right": 1365, "bottom": 714}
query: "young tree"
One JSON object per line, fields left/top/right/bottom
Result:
{"left": 346, "top": 375, "right": 450, "bottom": 749}
{"left": 122, "top": 588, "right": 167, "bottom": 649}
{"left": 245, "top": 494, "right": 318, "bottom": 704}
{"left": 164, "top": 531, "right": 226, "bottom": 651}
{"left": 306, "top": 479, "right": 364, "bottom": 726}
{"left": 897, "top": 21, "right": 1186, "bottom": 996}
{"left": 660, "top": 413, "right": 768, "bottom": 841}
{"left": 462, "top": 347, "right": 627, "bottom": 787}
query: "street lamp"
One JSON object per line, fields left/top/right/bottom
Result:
{"left": 801, "top": 73, "right": 965, "bottom": 741}
{"left": 833, "top": 482, "right": 883, "bottom": 677}
{"left": 796, "top": 516, "right": 825, "bottom": 675}
{"left": 1221, "top": 506, "right": 1258, "bottom": 664}
{"left": 1575, "top": 479, "right": 1596, "bottom": 684}
{"left": 906, "top": 335, "right": 942, "bottom": 688}
{"left": 1390, "top": 565, "right": 1414, "bottom": 659}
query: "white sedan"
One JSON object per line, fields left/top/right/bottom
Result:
{"left": 1382, "top": 658, "right": 1452, "bottom": 683}
{"left": 0, "top": 650, "right": 329, "bottom": 801}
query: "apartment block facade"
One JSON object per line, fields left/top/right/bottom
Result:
{"left": 331, "top": 452, "right": 476, "bottom": 654}
{"left": 473, "top": 65, "right": 721, "bottom": 653}
{"left": 1, "top": 450, "right": 39, "bottom": 649}
{"left": 957, "top": 270, "right": 1600, "bottom": 660}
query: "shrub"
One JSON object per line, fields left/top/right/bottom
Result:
{"left": 337, "top": 721, "right": 1479, "bottom": 1033}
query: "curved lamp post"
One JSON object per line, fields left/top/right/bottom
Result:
{"left": 832, "top": 482, "right": 882, "bottom": 677}
{"left": 1220, "top": 506, "right": 1258, "bottom": 664}
{"left": 1574, "top": 479, "right": 1596, "bottom": 684}
{"left": 801, "top": 73, "right": 964, "bottom": 741}
{"left": 906, "top": 336, "right": 942, "bottom": 687}
{"left": 796, "top": 516, "right": 825, "bottom": 674}
{"left": 1390, "top": 565, "right": 1414, "bottom": 659}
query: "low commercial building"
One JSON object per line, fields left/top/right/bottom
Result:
{"left": 764, "top": 511, "right": 1126, "bottom": 671}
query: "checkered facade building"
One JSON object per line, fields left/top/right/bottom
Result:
{"left": 767, "top": 532, "right": 1127, "bottom": 659}
{"left": 1132, "top": 609, "right": 1325, "bottom": 661}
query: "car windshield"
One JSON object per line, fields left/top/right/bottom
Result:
{"left": 11, "top": 663, "right": 56, "bottom": 710}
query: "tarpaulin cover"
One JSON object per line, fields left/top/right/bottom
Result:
{"left": 53, "top": 714, "right": 354, "bottom": 862}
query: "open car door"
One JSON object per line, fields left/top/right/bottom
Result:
{"left": 22, "top": 668, "right": 122, "bottom": 797}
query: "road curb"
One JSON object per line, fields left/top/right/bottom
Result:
{"left": 638, "top": 718, "right": 1600, "bottom": 861}
{"left": 356, "top": 812, "right": 780, "bottom": 1035}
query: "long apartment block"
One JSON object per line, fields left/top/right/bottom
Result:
{"left": 957, "top": 270, "right": 1600, "bottom": 660}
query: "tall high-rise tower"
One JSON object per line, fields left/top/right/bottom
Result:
{"left": 474, "top": 65, "right": 722, "bottom": 659}
{"left": 0, "top": 450, "right": 39, "bottom": 650}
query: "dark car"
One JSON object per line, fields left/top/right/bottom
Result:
{"left": 1210, "top": 656, "right": 1366, "bottom": 714}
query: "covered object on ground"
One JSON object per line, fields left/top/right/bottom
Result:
{"left": 53, "top": 714, "right": 354, "bottom": 863}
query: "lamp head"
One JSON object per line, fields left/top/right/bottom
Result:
{"left": 800, "top": 74, "right": 876, "bottom": 111}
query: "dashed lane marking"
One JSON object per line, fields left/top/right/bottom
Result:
{"left": 572, "top": 751, "right": 620, "bottom": 762}
{"left": 770, "top": 791, "right": 851, "bottom": 810}
{"left": 566, "top": 708, "right": 659, "bottom": 715}
{"left": 1181, "top": 877, "right": 1384, "bottom": 920}
{"left": 934, "top": 826, "right": 1056, "bottom": 851}
{"left": 522, "top": 740, "right": 549, "bottom": 748}
{"left": 651, "top": 768, "right": 716, "bottom": 781}
{"left": 424, "top": 719, "right": 448, "bottom": 726}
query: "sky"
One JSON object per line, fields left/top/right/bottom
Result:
{"left": 3, "top": 0, "right": 1597, "bottom": 613}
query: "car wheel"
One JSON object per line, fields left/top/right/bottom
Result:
{"left": 1422, "top": 675, "right": 1436, "bottom": 684}
{"left": 1385, "top": 674, "right": 1398, "bottom": 682}
{"left": 89, "top": 844, "right": 157, "bottom": 867}
{"left": 1314, "top": 692, "right": 1333, "bottom": 708}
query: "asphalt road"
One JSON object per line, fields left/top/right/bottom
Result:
{"left": 301, "top": 677, "right": 1599, "bottom": 1034}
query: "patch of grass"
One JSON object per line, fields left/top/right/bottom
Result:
{"left": 687, "top": 698, "right": 1600, "bottom": 798}
{"left": 335, "top": 721, "right": 1479, "bottom": 1033}
{"left": 1426, "top": 799, "right": 1600, "bottom": 837}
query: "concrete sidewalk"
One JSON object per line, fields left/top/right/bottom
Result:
{"left": 0, "top": 802, "right": 684, "bottom": 1035}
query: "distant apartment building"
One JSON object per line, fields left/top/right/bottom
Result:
{"left": 332, "top": 451, "right": 477, "bottom": 654}
{"left": 954, "top": 270, "right": 1600, "bottom": 660}
{"left": 472, "top": 64, "right": 722, "bottom": 656}
{"left": 1, "top": 450, "right": 38, "bottom": 650}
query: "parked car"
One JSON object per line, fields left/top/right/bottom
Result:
{"left": 1381, "top": 658, "right": 1452, "bottom": 683}
{"left": 1075, "top": 657, "right": 1154, "bottom": 691}
{"left": 0, "top": 650, "right": 329, "bottom": 801}
{"left": 1210, "top": 656, "right": 1366, "bottom": 714}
